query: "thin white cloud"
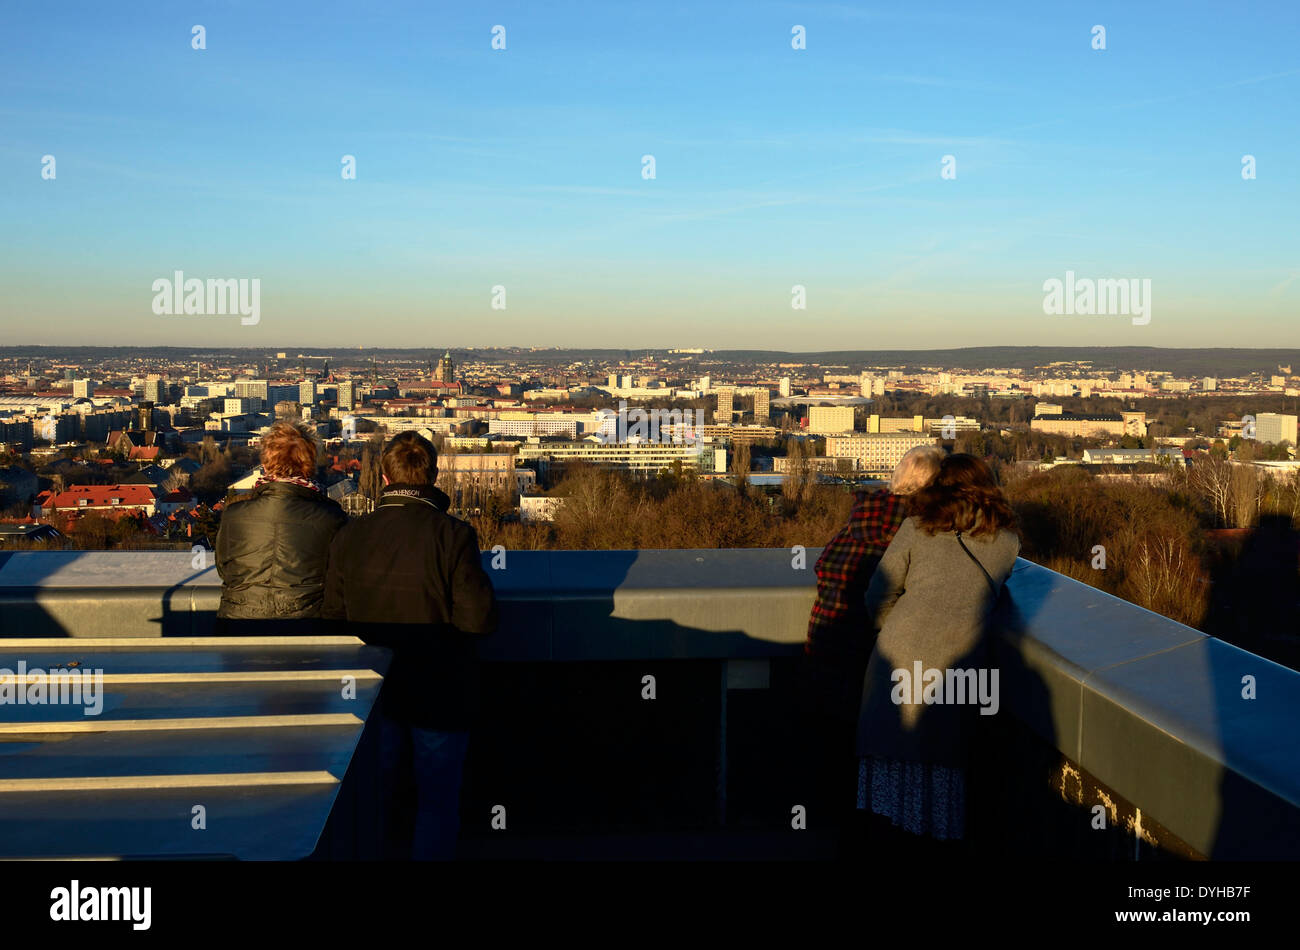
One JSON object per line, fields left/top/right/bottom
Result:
{"left": 848, "top": 129, "right": 1021, "bottom": 147}
{"left": 1269, "top": 273, "right": 1300, "bottom": 297}
{"left": 1114, "top": 67, "right": 1300, "bottom": 112}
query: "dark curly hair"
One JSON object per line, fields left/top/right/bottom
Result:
{"left": 909, "top": 453, "right": 1017, "bottom": 538}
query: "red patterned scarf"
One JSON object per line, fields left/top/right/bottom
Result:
{"left": 254, "top": 474, "right": 325, "bottom": 495}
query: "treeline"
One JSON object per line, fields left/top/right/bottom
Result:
{"left": 1004, "top": 467, "right": 1210, "bottom": 627}
{"left": 955, "top": 429, "right": 1082, "bottom": 464}
{"left": 464, "top": 462, "right": 852, "bottom": 552}
{"left": 1000, "top": 462, "right": 1300, "bottom": 666}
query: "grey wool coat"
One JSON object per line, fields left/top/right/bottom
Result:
{"left": 856, "top": 516, "right": 1020, "bottom": 767}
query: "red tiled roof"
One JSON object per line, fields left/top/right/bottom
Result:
{"left": 129, "top": 446, "right": 161, "bottom": 460}
{"left": 44, "top": 484, "right": 157, "bottom": 510}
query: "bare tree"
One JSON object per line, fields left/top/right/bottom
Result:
{"left": 359, "top": 444, "right": 382, "bottom": 502}
{"left": 782, "top": 439, "right": 811, "bottom": 508}
{"left": 1189, "top": 455, "right": 1234, "bottom": 527}
{"left": 161, "top": 467, "right": 190, "bottom": 493}
{"left": 1286, "top": 472, "right": 1300, "bottom": 526}
{"left": 731, "top": 441, "right": 751, "bottom": 493}
{"left": 1230, "top": 464, "right": 1263, "bottom": 528}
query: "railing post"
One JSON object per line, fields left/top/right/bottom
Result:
{"left": 716, "top": 660, "right": 727, "bottom": 828}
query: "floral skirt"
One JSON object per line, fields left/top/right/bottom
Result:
{"left": 856, "top": 755, "right": 967, "bottom": 841}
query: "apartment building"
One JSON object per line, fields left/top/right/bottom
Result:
{"left": 808, "top": 405, "right": 856, "bottom": 434}
{"left": 517, "top": 440, "right": 726, "bottom": 480}
{"left": 824, "top": 433, "right": 938, "bottom": 474}
{"left": 1255, "top": 413, "right": 1298, "bottom": 446}
{"left": 1031, "top": 411, "right": 1147, "bottom": 439}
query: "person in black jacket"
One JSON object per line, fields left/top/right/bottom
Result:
{"left": 323, "top": 431, "right": 497, "bottom": 860}
{"left": 215, "top": 420, "right": 346, "bottom": 633}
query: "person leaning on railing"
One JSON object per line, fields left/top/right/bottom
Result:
{"left": 323, "top": 431, "right": 498, "bottom": 861}
{"left": 801, "top": 445, "right": 944, "bottom": 852}
{"left": 854, "top": 453, "right": 1020, "bottom": 857}
{"left": 214, "top": 420, "right": 346, "bottom": 634}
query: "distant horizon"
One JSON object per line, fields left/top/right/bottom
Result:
{"left": 5, "top": 343, "right": 1300, "bottom": 382}
{"left": 4, "top": 343, "right": 1299, "bottom": 355}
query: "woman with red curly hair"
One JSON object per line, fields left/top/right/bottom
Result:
{"left": 215, "top": 420, "right": 346, "bottom": 628}
{"left": 853, "top": 453, "right": 1020, "bottom": 855}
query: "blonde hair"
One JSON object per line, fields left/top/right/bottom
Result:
{"left": 889, "top": 445, "right": 944, "bottom": 495}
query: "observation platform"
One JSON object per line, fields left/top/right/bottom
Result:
{"left": 0, "top": 548, "right": 1296, "bottom": 860}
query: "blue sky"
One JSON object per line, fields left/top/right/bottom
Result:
{"left": 2, "top": 0, "right": 1297, "bottom": 349}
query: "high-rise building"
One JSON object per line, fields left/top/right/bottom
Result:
{"left": 439, "top": 351, "right": 456, "bottom": 384}
{"left": 1255, "top": 413, "right": 1298, "bottom": 446}
{"left": 143, "top": 378, "right": 168, "bottom": 406}
{"left": 72, "top": 379, "right": 96, "bottom": 400}
{"left": 338, "top": 381, "right": 357, "bottom": 411}
{"left": 779, "top": 376, "right": 792, "bottom": 398}
{"left": 714, "top": 387, "right": 735, "bottom": 424}
{"left": 260, "top": 384, "right": 298, "bottom": 409}
{"left": 1202, "top": 378, "right": 1217, "bottom": 392}
{"left": 607, "top": 373, "right": 619, "bottom": 389}
{"left": 753, "top": 389, "right": 770, "bottom": 424}
{"left": 299, "top": 380, "right": 317, "bottom": 405}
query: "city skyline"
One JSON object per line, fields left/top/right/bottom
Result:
{"left": 3, "top": 1, "right": 1298, "bottom": 348}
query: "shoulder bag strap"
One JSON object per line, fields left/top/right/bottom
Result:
{"left": 955, "top": 530, "right": 1000, "bottom": 597}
